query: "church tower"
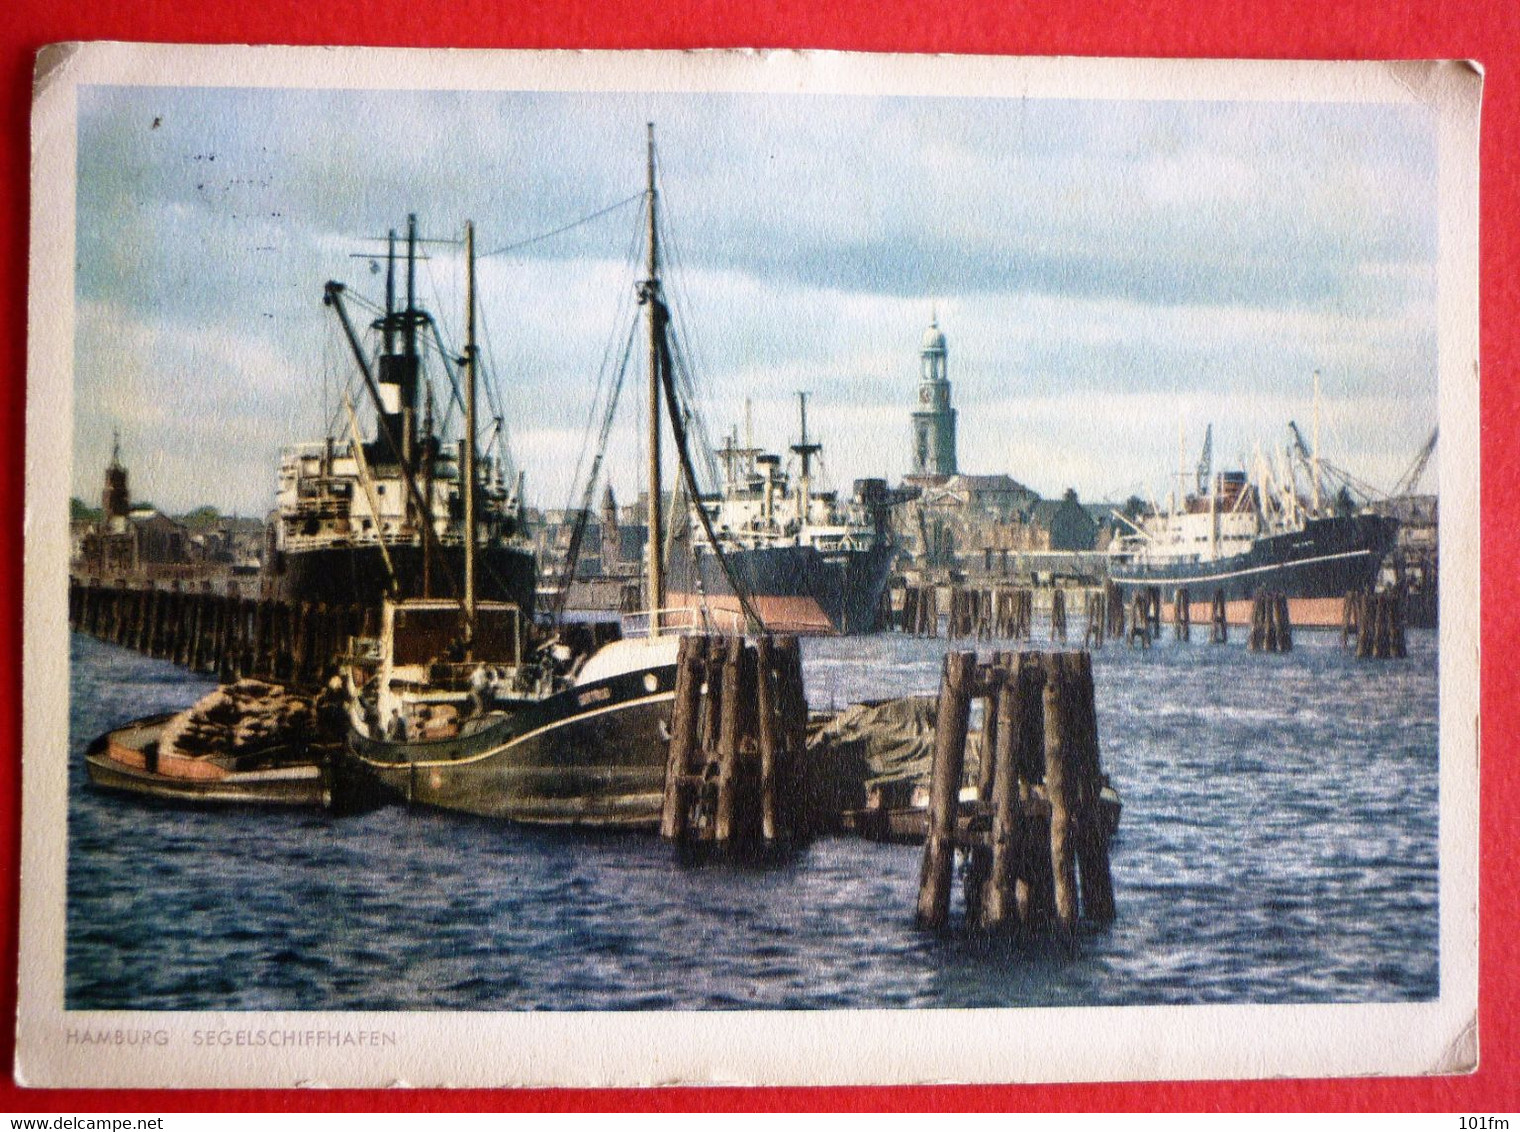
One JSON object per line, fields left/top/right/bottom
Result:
{"left": 909, "top": 314, "right": 957, "bottom": 478}
{"left": 102, "top": 431, "right": 131, "bottom": 534}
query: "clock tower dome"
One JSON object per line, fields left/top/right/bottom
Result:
{"left": 909, "top": 314, "right": 958, "bottom": 478}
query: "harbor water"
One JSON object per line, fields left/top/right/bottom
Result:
{"left": 66, "top": 627, "right": 1439, "bottom": 1011}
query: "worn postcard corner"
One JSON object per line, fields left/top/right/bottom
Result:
{"left": 19, "top": 44, "right": 1480, "bottom": 1089}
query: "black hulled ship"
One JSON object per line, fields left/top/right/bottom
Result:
{"left": 667, "top": 395, "right": 895, "bottom": 635}
{"left": 1109, "top": 418, "right": 1399, "bottom": 623}
{"left": 263, "top": 216, "right": 537, "bottom": 614}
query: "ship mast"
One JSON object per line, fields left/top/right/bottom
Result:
{"left": 463, "top": 220, "right": 479, "bottom": 648}
{"left": 642, "top": 122, "right": 666, "bottom": 634}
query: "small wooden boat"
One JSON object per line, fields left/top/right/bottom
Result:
{"left": 85, "top": 712, "right": 331, "bottom": 808}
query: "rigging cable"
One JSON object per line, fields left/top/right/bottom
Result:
{"left": 552, "top": 311, "right": 642, "bottom": 619}
{"left": 651, "top": 295, "right": 765, "bottom": 632}
{"left": 480, "top": 193, "right": 644, "bottom": 259}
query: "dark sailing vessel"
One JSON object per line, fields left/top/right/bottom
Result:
{"left": 263, "top": 216, "right": 537, "bottom": 614}
{"left": 331, "top": 127, "right": 744, "bottom": 826}
{"left": 667, "top": 395, "right": 895, "bottom": 635}
{"left": 1109, "top": 415, "right": 1398, "bottom": 625}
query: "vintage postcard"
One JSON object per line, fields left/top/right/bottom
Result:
{"left": 18, "top": 45, "right": 1480, "bottom": 1087}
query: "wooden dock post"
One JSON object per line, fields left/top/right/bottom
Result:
{"left": 979, "top": 651, "right": 1027, "bottom": 932}
{"left": 1210, "top": 588, "right": 1228, "bottom": 644}
{"left": 1249, "top": 590, "right": 1292, "bottom": 653}
{"left": 902, "top": 586, "right": 920, "bottom": 635}
{"left": 1083, "top": 589, "right": 1106, "bottom": 649}
{"left": 915, "top": 650, "right": 975, "bottom": 930}
{"left": 1050, "top": 588, "right": 1067, "bottom": 643}
{"left": 1353, "top": 589, "right": 1407, "bottom": 659}
{"left": 1067, "top": 651, "right": 1115, "bottom": 924}
{"left": 660, "top": 635, "right": 709, "bottom": 840}
{"left": 1041, "top": 654, "right": 1079, "bottom": 942}
{"left": 1342, "top": 590, "right": 1361, "bottom": 651}
{"left": 1128, "top": 592, "right": 1151, "bottom": 648}
{"left": 773, "top": 634, "right": 808, "bottom": 840}
{"left": 754, "top": 634, "right": 780, "bottom": 842}
{"left": 1174, "top": 586, "right": 1190, "bottom": 642}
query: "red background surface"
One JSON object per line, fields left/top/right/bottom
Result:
{"left": 1, "top": 0, "right": 1514, "bottom": 1114}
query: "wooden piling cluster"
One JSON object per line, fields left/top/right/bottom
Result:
{"left": 1247, "top": 590, "right": 1292, "bottom": 653}
{"left": 1082, "top": 589, "right": 1107, "bottom": 649}
{"left": 914, "top": 649, "right": 1115, "bottom": 940}
{"left": 900, "top": 584, "right": 1045, "bottom": 642}
{"left": 1210, "top": 589, "right": 1228, "bottom": 644}
{"left": 661, "top": 634, "right": 810, "bottom": 852}
{"left": 1049, "top": 589, "right": 1068, "bottom": 643}
{"left": 1103, "top": 581, "right": 1126, "bottom": 641}
{"left": 899, "top": 584, "right": 940, "bottom": 637}
{"left": 1128, "top": 586, "right": 1161, "bottom": 648}
{"left": 944, "top": 587, "right": 979, "bottom": 640}
{"left": 996, "top": 589, "right": 1034, "bottom": 640}
{"left": 1172, "top": 586, "right": 1190, "bottom": 642}
{"left": 1342, "top": 589, "right": 1407, "bottom": 659}
{"left": 69, "top": 579, "right": 370, "bottom": 690}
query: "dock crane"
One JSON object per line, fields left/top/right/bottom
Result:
{"left": 1286, "top": 420, "right": 1382, "bottom": 510}
{"left": 1392, "top": 428, "right": 1438, "bottom": 498}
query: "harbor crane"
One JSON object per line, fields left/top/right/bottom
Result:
{"left": 1392, "top": 428, "right": 1438, "bottom": 498}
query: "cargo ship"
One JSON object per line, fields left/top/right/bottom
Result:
{"left": 1109, "top": 422, "right": 1399, "bottom": 626}
{"left": 666, "top": 394, "right": 896, "bottom": 635}
{"left": 262, "top": 216, "right": 537, "bottom": 614}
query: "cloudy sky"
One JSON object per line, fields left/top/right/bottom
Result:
{"left": 72, "top": 83, "right": 1439, "bottom": 517}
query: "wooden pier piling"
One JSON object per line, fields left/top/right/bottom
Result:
{"left": 1128, "top": 592, "right": 1150, "bottom": 648}
{"left": 1104, "top": 581, "right": 1125, "bottom": 641}
{"left": 1248, "top": 590, "right": 1293, "bottom": 653}
{"left": 1083, "top": 589, "right": 1106, "bottom": 649}
{"left": 660, "top": 632, "right": 810, "bottom": 854}
{"left": 1173, "top": 587, "right": 1190, "bottom": 642}
{"left": 1210, "top": 588, "right": 1228, "bottom": 644}
{"left": 915, "top": 650, "right": 976, "bottom": 929}
{"left": 1349, "top": 588, "right": 1407, "bottom": 659}
{"left": 915, "top": 648, "right": 1117, "bottom": 937}
{"left": 68, "top": 579, "right": 373, "bottom": 691}
{"left": 1050, "top": 589, "right": 1068, "bottom": 644}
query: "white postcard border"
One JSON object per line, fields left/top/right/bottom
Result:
{"left": 18, "top": 44, "right": 1482, "bottom": 1088}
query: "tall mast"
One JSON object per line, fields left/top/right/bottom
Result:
{"left": 404, "top": 214, "right": 418, "bottom": 470}
{"left": 643, "top": 122, "right": 666, "bottom": 632}
{"left": 463, "top": 220, "right": 479, "bottom": 645}
{"left": 383, "top": 229, "right": 396, "bottom": 355}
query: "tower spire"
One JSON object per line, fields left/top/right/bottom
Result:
{"left": 910, "top": 312, "right": 957, "bottom": 478}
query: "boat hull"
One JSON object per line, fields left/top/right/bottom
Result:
{"left": 1111, "top": 514, "right": 1398, "bottom": 607}
{"left": 332, "top": 663, "right": 678, "bottom": 826}
{"left": 267, "top": 544, "right": 538, "bottom": 615}
{"left": 668, "top": 541, "right": 895, "bottom": 635}
{"left": 84, "top": 715, "right": 330, "bottom": 808}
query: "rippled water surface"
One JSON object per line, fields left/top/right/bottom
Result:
{"left": 66, "top": 626, "right": 1439, "bottom": 1010}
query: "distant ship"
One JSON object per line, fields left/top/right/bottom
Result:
{"left": 262, "top": 216, "right": 537, "bottom": 614}
{"left": 1109, "top": 419, "right": 1398, "bottom": 623}
{"left": 666, "top": 394, "right": 897, "bottom": 635}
